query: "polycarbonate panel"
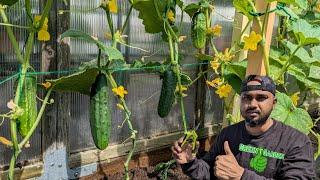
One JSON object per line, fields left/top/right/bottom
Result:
{"left": 68, "top": 0, "right": 201, "bottom": 152}
{"left": 0, "top": 0, "right": 42, "bottom": 167}
{"left": 204, "top": 0, "right": 235, "bottom": 125}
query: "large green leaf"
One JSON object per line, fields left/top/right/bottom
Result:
{"left": 132, "top": 0, "right": 166, "bottom": 34}
{"left": 223, "top": 61, "right": 247, "bottom": 94}
{"left": 61, "top": 29, "right": 124, "bottom": 61}
{"left": 47, "top": 68, "right": 99, "bottom": 95}
{"left": 233, "top": 0, "right": 254, "bottom": 20}
{"left": 0, "top": 0, "right": 19, "bottom": 6}
{"left": 289, "top": 19, "right": 320, "bottom": 45}
{"left": 271, "top": 92, "right": 313, "bottom": 134}
{"left": 288, "top": 67, "right": 320, "bottom": 91}
{"left": 282, "top": 40, "right": 317, "bottom": 63}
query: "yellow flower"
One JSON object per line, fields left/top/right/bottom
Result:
{"left": 116, "top": 103, "right": 125, "bottom": 110}
{"left": 178, "top": 36, "right": 187, "bottom": 42}
{"left": 42, "top": 82, "right": 52, "bottom": 89}
{"left": 291, "top": 92, "right": 300, "bottom": 106}
{"left": 167, "top": 10, "right": 175, "bottom": 23}
{"left": 0, "top": 136, "right": 12, "bottom": 146}
{"left": 215, "top": 84, "right": 232, "bottom": 98}
{"left": 176, "top": 85, "right": 188, "bottom": 97}
{"left": 38, "top": 30, "right": 50, "bottom": 41}
{"left": 109, "top": 0, "right": 118, "bottom": 13}
{"left": 207, "top": 24, "right": 222, "bottom": 37}
{"left": 34, "top": 15, "right": 49, "bottom": 25}
{"left": 210, "top": 60, "right": 220, "bottom": 74}
{"left": 206, "top": 78, "right": 222, "bottom": 88}
{"left": 243, "top": 31, "right": 262, "bottom": 51}
{"left": 112, "top": 86, "right": 128, "bottom": 98}
{"left": 315, "top": 2, "right": 320, "bottom": 13}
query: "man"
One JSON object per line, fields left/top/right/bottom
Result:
{"left": 172, "top": 75, "right": 316, "bottom": 179}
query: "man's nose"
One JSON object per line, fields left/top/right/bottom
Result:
{"left": 249, "top": 99, "right": 259, "bottom": 108}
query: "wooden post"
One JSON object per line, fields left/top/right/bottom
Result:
{"left": 246, "top": 0, "right": 277, "bottom": 76}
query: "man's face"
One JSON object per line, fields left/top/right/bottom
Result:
{"left": 240, "top": 81, "right": 276, "bottom": 127}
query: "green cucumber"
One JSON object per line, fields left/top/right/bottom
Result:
{"left": 18, "top": 74, "right": 38, "bottom": 137}
{"left": 90, "top": 73, "right": 111, "bottom": 150}
{"left": 157, "top": 69, "right": 177, "bottom": 118}
{"left": 191, "top": 12, "right": 206, "bottom": 49}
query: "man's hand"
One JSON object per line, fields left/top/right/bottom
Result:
{"left": 171, "top": 137, "right": 196, "bottom": 164}
{"left": 214, "top": 141, "right": 244, "bottom": 180}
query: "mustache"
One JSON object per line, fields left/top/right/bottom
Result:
{"left": 246, "top": 109, "right": 260, "bottom": 114}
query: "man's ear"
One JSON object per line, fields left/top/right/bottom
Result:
{"left": 273, "top": 97, "right": 277, "bottom": 105}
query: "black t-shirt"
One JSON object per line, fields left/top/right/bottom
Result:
{"left": 181, "top": 120, "right": 316, "bottom": 179}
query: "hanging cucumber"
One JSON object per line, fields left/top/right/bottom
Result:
{"left": 191, "top": 12, "right": 206, "bottom": 49}
{"left": 89, "top": 73, "right": 111, "bottom": 150}
{"left": 157, "top": 68, "right": 177, "bottom": 118}
{"left": 17, "top": 74, "right": 37, "bottom": 137}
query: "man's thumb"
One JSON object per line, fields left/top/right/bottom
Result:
{"left": 224, "top": 141, "right": 233, "bottom": 155}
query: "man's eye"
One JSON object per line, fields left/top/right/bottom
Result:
{"left": 256, "top": 96, "right": 267, "bottom": 101}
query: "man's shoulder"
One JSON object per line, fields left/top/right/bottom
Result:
{"left": 274, "top": 120, "right": 310, "bottom": 141}
{"left": 220, "top": 121, "right": 245, "bottom": 134}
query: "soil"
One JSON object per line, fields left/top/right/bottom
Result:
{"left": 85, "top": 165, "right": 190, "bottom": 180}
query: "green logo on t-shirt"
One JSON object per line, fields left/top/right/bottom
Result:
{"left": 239, "top": 143, "right": 285, "bottom": 173}
{"left": 250, "top": 153, "right": 268, "bottom": 173}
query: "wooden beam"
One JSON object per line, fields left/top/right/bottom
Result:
{"left": 246, "top": 1, "right": 277, "bottom": 76}
{"left": 0, "top": 163, "right": 43, "bottom": 180}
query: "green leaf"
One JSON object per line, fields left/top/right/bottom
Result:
{"left": 61, "top": 29, "right": 124, "bottom": 61}
{"left": 223, "top": 61, "right": 247, "bottom": 80}
{"left": 269, "top": 58, "right": 283, "bottom": 81}
{"left": 267, "top": 0, "right": 308, "bottom": 9}
{"left": 311, "top": 46, "right": 320, "bottom": 60}
{"left": 275, "top": 6, "right": 299, "bottom": 20}
{"left": 184, "top": 3, "right": 201, "bottom": 17}
{"left": 132, "top": 0, "right": 166, "bottom": 34}
{"left": 271, "top": 92, "right": 313, "bottom": 134}
{"left": 289, "top": 19, "right": 320, "bottom": 45}
{"left": 282, "top": 40, "right": 317, "bottom": 63}
{"left": 47, "top": 68, "right": 99, "bottom": 95}
{"left": 309, "top": 65, "right": 320, "bottom": 80}
{"left": 222, "top": 61, "right": 247, "bottom": 94}
{"left": 233, "top": 0, "right": 254, "bottom": 20}
{"left": 195, "top": 53, "right": 213, "bottom": 61}
{"left": 0, "top": 0, "right": 19, "bottom": 6}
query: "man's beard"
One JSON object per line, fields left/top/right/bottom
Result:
{"left": 245, "top": 111, "right": 272, "bottom": 127}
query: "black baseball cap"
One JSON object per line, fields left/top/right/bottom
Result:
{"left": 240, "top": 75, "right": 276, "bottom": 95}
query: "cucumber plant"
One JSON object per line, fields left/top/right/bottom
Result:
{"left": 0, "top": 1, "right": 54, "bottom": 179}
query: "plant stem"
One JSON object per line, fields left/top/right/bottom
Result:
{"left": 168, "top": 33, "right": 187, "bottom": 133}
{"left": 276, "top": 45, "right": 301, "bottom": 81}
{"left": 105, "top": 10, "right": 116, "bottom": 48}
{"left": 106, "top": 72, "right": 136, "bottom": 180}
{"left": 248, "top": 1, "right": 270, "bottom": 75}
{"left": 120, "top": 5, "right": 133, "bottom": 34}
{"left": 19, "top": 88, "right": 52, "bottom": 147}
{"left": 0, "top": 6, "right": 24, "bottom": 64}
{"left": 37, "top": 0, "right": 53, "bottom": 30}
{"left": 187, "top": 70, "right": 209, "bottom": 87}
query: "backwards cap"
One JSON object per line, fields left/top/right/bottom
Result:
{"left": 240, "top": 75, "right": 276, "bottom": 95}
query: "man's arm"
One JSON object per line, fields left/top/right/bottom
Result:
{"left": 277, "top": 136, "right": 316, "bottom": 179}
{"left": 180, "top": 131, "right": 225, "bottom": 180}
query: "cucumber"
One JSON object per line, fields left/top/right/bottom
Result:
{"left": 17, "top": 74, "right": 37, "bottom": 137}
{"left": 191, "top": 12, "right": 206, "bottom": 49}
{"left": 90, "top": 73, "right": 111, "bottom": 150}
{"left": 157, "top": 69, "right": 177, "bottom": 118}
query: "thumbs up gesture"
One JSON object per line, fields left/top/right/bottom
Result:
{"left": 214, "top": 141, "right": 244, "bottom": 180}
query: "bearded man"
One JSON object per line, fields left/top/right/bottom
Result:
{"left": 172, "top": 75, "right": 316, "bottom": 179}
